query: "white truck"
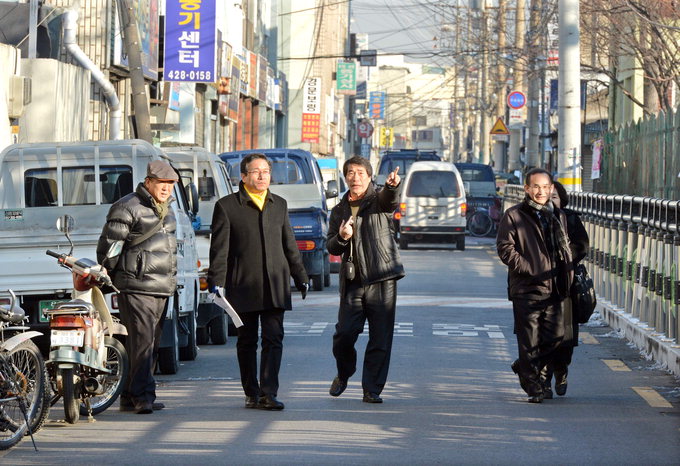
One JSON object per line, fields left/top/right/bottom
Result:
{"left": 163, "top": 145, "right": 234, "bottom": 344}
{"left": 0, "top": 139, "right": 200, "bottom": 374}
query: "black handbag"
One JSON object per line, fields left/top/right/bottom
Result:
{"left": 571, "top": 263, "right": 597, "bottom": 323}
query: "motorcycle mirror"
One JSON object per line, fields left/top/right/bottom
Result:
{"left": 56, "top": 214, "right": 75, "bottom": 234}
{"left": 56, "top": 215, "right": 75, "bottom": 255}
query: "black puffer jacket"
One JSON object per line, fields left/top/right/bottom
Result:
{"left": 327, "top": 182, "right": 405, "bottom": 290}
{"left": 96, "top": 183, "right": 177, "bottom": 296}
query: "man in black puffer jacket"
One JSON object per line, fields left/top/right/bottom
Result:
{"left": 97, "top": 160, "right": 179, "bottom": 414}
{"left": 327, "top": 156, "right": 405, "bottom": 404}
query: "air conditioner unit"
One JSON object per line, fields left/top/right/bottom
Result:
{"left": 8, "top": 76, "right": 32, "bottom": 118}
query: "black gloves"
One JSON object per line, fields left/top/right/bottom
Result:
{"left": 297, "top": 282, "right": 309, "bottom": 300}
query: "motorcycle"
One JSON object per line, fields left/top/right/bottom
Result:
{"left": 0, "top": 289, "right": 49, "bottom": 451}
{"left": 44, "top": 215, "right": 129, "bottom": 424}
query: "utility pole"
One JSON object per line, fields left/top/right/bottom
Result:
{"left": 493, "top": 0, "right": 508, "bottom": 170}
{"left": 507, "top": 0, "right": 525, "bottom": 172}
{"left": 525, "top": 0, "right": 542, "bottom": 169}
{"left": 557, "top": 0, "right": 581, "bottom": 190}
{"left": 119, "top": 0, "right": 152, "bottom": 142}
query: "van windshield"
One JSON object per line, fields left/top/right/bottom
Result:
{"left": 24, "top": 166, "right": 133, "bottom": 207}
{"left": 225, "top": 154, "right": 313, "bottom": 186}
{"left": 407, "top": 171, "right": 461, "bottom": 198}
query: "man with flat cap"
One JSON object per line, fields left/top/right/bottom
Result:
{"left": 97, "top": 160, "right": 179, "bottom": 414}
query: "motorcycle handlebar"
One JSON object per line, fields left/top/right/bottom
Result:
{"left": 46, "top": 249, "right": 62, "bottom": 259}
{"left": 45, "top": 249, "right": 115, "bottom": 289}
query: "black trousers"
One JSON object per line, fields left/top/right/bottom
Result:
{"left": 236, "top": 309, "right": 284, "bottom": 398}
{"left": 512, "top": 297, "right": 565, "bottom": 396}
{"left": 332, "top": 279, "right": 397, "bottom": 395}
{"left": 117, "top": 293, "right": 168, "bottom": 406}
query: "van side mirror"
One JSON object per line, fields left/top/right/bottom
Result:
{"left": 198, "top": 176, "right": 215, "bottom": 200}
{"left": 326, "top": 179, "right": 338, "bottom": 199}
{"left": 185, "top": 182, "right": 199, "bottom": 215}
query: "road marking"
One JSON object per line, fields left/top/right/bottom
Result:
{"left": 433, "top": 324, "right": 506, "bottom": 338}
{"left": 294, "top": 295, "right": 513, "bottom": 308}
{"left": 632, "top": 387, "right": 673, "bottom": 408}
{"left": 602, "top": 359, "right": 631, "bottom": 371}
{"left": 579, "top": 332, "right": 599, "bottom": 344}
{"left": 283, "top": 322, "right": 506, "bottom": 338}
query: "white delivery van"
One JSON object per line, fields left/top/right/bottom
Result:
{"left": 398, "top": 161, "right": 467, "bottom": 251}
{"left": 0, "top": 139, "right": 200, "bottom": 374}
{"left": 163, "top": 145, "right": 233, "bottom": 344}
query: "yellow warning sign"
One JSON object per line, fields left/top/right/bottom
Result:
{"left": 490, "top": 117, "right": 510, "bottom": 135}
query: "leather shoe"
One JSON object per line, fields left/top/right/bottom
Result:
{"left": 511, "top": 359, "right": 530, "bottom": 394}
{"left": 245, "top": 396, "right": 258, "bottom": 409}
{"left": 554, "top": 370, "right": 568, "bottom": 396}
{"left": 329, "top": 376, "right": 348, "bottom": 397}
{"left": 362, "top": 392, "right": 383, "bottom": 404}
{"left": 258, "top": 395, "right": 285, "bottom": 410}
{"left": 527, "top": 393, "right": 544, "bottom": 403}
{"left": 121, "top": 401, "right": 164, "bottom": 412}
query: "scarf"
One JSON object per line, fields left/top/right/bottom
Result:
{"left": 151, "top": 197, "right": 169, "bottom": 221}
{"left": 243, "top": 185, "right": 267, "bottom": 211}
{"left": 526, "top": 198, "right": 573, "bottom": 297}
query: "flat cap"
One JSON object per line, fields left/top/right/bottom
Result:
{"left": 146, "top": 160, "right": 179, "bottom": 181}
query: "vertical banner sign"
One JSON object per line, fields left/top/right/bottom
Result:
{"left": 164, "top": 0, "right": 217, "bottom": 82}
{"left": 249, "top": 51, "right": 258, "bottom": 98}
{"left": 369, "top": 91, "right": 385, "bottom": 120}
{"left": 302, "top": 77, "right": 321, "bottom": 143}
{"left": 336, "top": 62, "right": 356, "bottom": 95}
{"left": 227, "top": 55, "right": 241, "bottom": 122}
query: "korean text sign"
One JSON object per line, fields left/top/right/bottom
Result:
{"left": 164, "top": 0, "right": 217, "bottom": 82}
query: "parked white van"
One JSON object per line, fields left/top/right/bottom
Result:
{"left": 163, "top": 145, "right": 233, "bottom": 344}
{"left": 0, "top": 139, "right": 200, "bottom": 374}
{"left": 397, "top": 161, "right": 467, "bottom": 251}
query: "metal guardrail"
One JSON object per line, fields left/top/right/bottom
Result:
{"left": 503, "top": 185, "right": 679, "bottom": 344}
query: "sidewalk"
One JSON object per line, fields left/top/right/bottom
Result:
{"left": 598, "top": 299, "right": 680, "bottom": 376}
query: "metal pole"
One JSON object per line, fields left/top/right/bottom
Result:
{"left": 525, "top": 0, "right": 541, "bottom": 169}
{"left": 29, "top": 0, "right": 38, "bottom": 59}
{"left": 557, "top": 0, "right": 582, "bottom": 191}
{"left": 507, "top": 0, "right": 526, "bottom": 172}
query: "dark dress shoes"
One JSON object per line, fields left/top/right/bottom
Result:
{"left": 527, "top": 393, "right": 544, "bottom": 403}
{"left": 554, "top": 369, "right": 568, "bottom": 396}
{"left": 362, "top": 391, "right": 383, "bottom": 404}
{"left": 245, "top": 396, "right": 259, "bottom": 409}
{"left": 329, "top": 376, "right": 348, "bottom": 397}
{"left": 121, "top": 401, "right": 164, "bottom": 413}
{"left": 258, "top": 395, "right": 285, "bottom": 410}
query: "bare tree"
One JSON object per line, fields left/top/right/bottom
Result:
{"left": 581, "top": 0, "right": 680, "bottom": 115}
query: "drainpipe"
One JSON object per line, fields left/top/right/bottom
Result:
{"left": 63, "top": 9, "right": 121, "bottom": 139}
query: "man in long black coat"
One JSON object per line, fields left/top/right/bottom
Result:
{"left": 208, "top": 153, "right": 308, "bottom": 411}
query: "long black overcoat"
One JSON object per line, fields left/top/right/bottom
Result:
{"left": 207, "top": 183, "right": 308, "bottom": 313}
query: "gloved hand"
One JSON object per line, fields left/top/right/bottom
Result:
{"left": 297, "top": 282, "right": 309, "bottom": 300}
{"left": 208, "top": 284, "right": 217, "bottom": 294}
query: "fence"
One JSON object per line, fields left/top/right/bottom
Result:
{"left": 504, "top": 186, "right": 679, "bottom": 345}
{"left": 598, "top": 107, "right": 680, "bottom": 199}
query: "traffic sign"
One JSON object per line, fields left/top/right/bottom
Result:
{"left": 357, "top": 120, "right": 373, "bottom": 138}
{"left": 490, "top": 117, "right": 510, "bottom": 135}
{"left": 507, "top": 91, "right": 526, "bottom": 109}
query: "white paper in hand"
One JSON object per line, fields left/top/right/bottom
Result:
{"left": 211, "top": 286, "right": 244, "bottom": 328}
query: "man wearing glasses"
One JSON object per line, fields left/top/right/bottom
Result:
{"left": 208, "top": 153, "right": 308, "bottom": 410}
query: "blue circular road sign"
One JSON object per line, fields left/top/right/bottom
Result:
{"left": 507, "top": 91, "right": 526, "bottom": 109}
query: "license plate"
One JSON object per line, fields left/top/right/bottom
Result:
{"left": 199, "top": 292, "right": 212, "bottom": 304}
{"left": 39, "top": 299, "right": 69, "bottom": 323}
{"left": 50, "top": 330, "right": 84, "bottom": 347}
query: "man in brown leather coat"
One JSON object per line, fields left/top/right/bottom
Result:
{"left": 496, "top": 168, "right": 574, "bottom": 403}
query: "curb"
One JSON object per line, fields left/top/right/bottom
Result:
{"left": 599, "top": 299, "right": 680, "bottom": 377}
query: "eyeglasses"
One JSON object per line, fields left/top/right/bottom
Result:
{"left": 246, "top": 169, "right": 271, "bottom": 176}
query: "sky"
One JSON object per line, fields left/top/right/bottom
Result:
{"left": 350, "top": 0, "right": 448, "bottom": 65}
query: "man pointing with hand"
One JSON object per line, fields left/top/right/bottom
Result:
{"left": 326, "top": 156, "right": 405, "bottom": 403}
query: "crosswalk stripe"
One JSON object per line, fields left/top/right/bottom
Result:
{"left": 632, "top": 387, "right": 673, "bottom": 408}
{"left": 602, "top": 359, "right": 631, "bottom": 371}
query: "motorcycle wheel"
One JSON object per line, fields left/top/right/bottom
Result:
{"left": 79, "top": 337, "right": 129, "bottom": 416}
{"left": 0, "top": 340, "right": 47, "bottom": 450}
{"left": 61, "top": 368, "right": 80, "bottom": 424}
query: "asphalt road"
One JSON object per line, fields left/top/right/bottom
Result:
{"left": 3, "top": 237, "right": 679, "bottom": 465}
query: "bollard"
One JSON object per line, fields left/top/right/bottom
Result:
{"left": 616, "top": 209, "right": 628, "bottom": 308}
